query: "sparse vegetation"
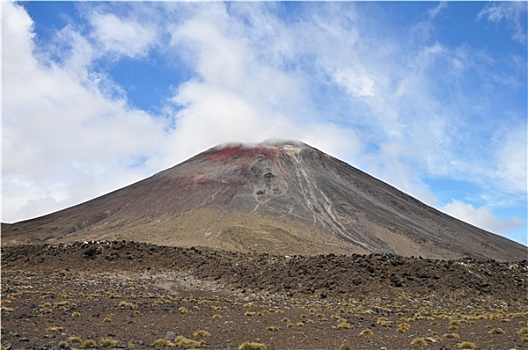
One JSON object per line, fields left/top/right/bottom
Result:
{"left": 377, "top": 317, "right": 391, "bottom": 326}
{"left": 100, "top": 338, "right": 118, "bottom": 347}
{"left": 174, "top": 335, "right": 204, "bottom": 348}
{"left": 45, "top": 326, "right": 64, "bottom": 333}
{"left": 179, "top": 306, "right": 191, "bottom": 314}
{"left": 398, "top": 323, "right": 411, "bottom": 333}
{"left": 193, "top": 330, "right": 211, "bottom": 337}
{"left": 154, "top": 338, "right": 174, "bottom": 347}
{"left": 69, "top": 336, "right": 82, "bottom": 343}
{"left": 410, "top": 338, "right": 428, "bottom": 346}
{"left": 238, "top": 342, "right": 267, "bottom": 350}
{"left": 118, "top": 301, "right": 138, "bottom": 309}
{"left": 337, "top": 322, "right": 351, "bottom": 329}
{"left": 2, "top": 242, "right": 526, "bottom": 350}
{"left": 82, "top": 339, "right": 97, "bottom": 348}
{"left": 488, "top": 328, "right": 505, "bottom": 334}
{"left": 517, "top": 327, "right": 528, "bottom": 335}
{"left": 443, "top": 333, "right": 460, "bottom": 339}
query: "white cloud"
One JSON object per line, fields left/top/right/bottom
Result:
{"left": 428, "top": 2, "right": 448, "bottom": 19}
{"left": 2, "top": 3, "right": 166, "bottom": 222}
{"left": 492, "top": 123, "right": 527, "bottom": 194}
{"left": 442, "top": 200, "right": 524, "bottom": 234}
{"left": 159, "top": 7, "right": 363, "bottom": 169}
{"left": 333, "top": 68, "right": 376, "bottom": 97}
{"left": 89, "top": 12, "right": 157, "bottom": 59}
{"left": 478, "top": 2, "right": 527, "bottom": 44}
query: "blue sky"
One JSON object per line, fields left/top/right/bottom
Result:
{"left": 3, "top": 1, "right": 527, "bottom": 245}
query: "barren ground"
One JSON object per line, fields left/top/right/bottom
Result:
{"left": 2, "top": 241, "right": 527, "bottom": 350}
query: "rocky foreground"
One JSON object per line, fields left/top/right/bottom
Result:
{"left": 2, "top": 241, "right": 528, "bottom": 349}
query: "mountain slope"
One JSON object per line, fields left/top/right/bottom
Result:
{"left": 2, "top": 140, "right": 525, "bottom": 261}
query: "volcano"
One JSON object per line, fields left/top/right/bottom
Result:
{"left": 2, "top": 140, "right": 525, "bottom": 261}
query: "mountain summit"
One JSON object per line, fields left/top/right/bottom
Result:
{"left": 2, "top": 140, "right": 525, "bottom": 260}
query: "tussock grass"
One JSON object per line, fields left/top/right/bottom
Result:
{"left": 398, "top": 323, "right": 411, "bottom": 333}
{"left": 100, "top": 338, "right": 118, "bottom": 347}
{"left": 337, "top": 322, "right": 351, "bottom": 329}
{"left": 410, "top": 338, "right": 428, "bottom": 346}
{"left": 69, "top": 336, "right": 82, "bottom": 343}
{"left": 82, "top": 339, "right": 97, "bottom": 348}
{"left": 488, "top": 328, "right": 505, "bottom": 334}
{"left": 377, "top": 317, "right": 391, "bottom": 326}
{"left": 178, "top": 306, "right": 191, "bottom": 314}
{"left": 175, "top": 335, "right": 204, "bottom": 348}
{"left": 339, "top": 344, "right": 353, "bottom": 350}
{"left": 193, "top": 330, "right": 211, "bottom": 337}
{"left": 238, "top": 342, "right": 267, "bottom": 350}
{"left": 442, "top": 333, "right": 460, "bottom": 339}
{"left": 517, "top": 327, "right": 528, "bottom": 335}
{"left": 359, "top": 329, "right": 374, "bottom": 336}
{"left": 118, "top": 301, "right": 138, "bottom": 309}
{"left": 45, "top": 326, "right": 64, "bottom": 333}
{"left": 154, "top": 338, "right": 174, "bottom": 347}
{"left": 458, "top": 342, "right": 476, "bottom": 349}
